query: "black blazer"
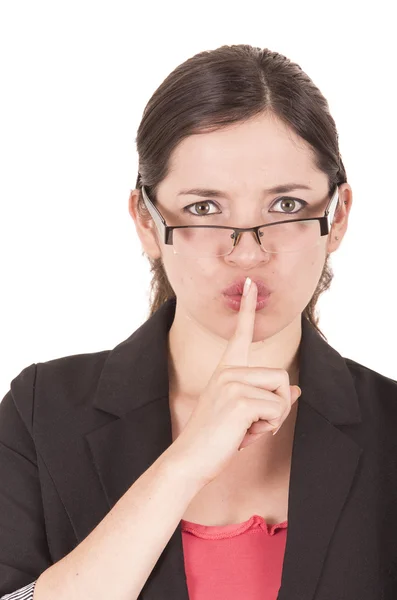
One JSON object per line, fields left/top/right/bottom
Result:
{"left": 1, "top": 297, "right": 397, "bottom": 600}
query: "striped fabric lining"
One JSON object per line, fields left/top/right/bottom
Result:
{"left": 0, "top": 580, "right": 36, "bottom": 599}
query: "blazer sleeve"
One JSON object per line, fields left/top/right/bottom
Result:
{"left": 0, "top": 580, "right": 37, "bottom": 599}
{"left": 0, "top": 363, "right": 52, "bottom": 598}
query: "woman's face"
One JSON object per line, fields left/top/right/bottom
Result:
{"left": 139, "top": 112, "right": 350, "bottom": 342}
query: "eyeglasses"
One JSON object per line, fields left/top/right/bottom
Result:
{"left": 140, "top": 184, "right": 340, "bottom": 258}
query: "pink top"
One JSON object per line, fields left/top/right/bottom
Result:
{"left": 181, "top": 515, "right": 288, "bottom": 600}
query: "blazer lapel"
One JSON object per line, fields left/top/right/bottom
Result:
{"left": 277, "top": 315, "right": 362, "bottom": 599}
{"left": 86, "top": 298, "right": 362, "bottom": 600}
{"left": 86, "top": 298, "right": 190, "bottom": 597}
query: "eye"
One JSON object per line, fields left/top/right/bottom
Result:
{"left": 182, "top": 197, "right": 309, "bottom": 217}
{"left": 183, "top": 200, "right": 220, "bottom": 217}
{"left": 270, "top": 197, "right": 308, "bottom": 214}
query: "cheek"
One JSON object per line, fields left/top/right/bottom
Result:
{"left": 277, "top": 245, "right": 327, "bottom": 295}
{"left": 160, "top": 251, "right": 216, "bottom": 297}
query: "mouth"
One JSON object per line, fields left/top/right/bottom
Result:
{"left": 222, "top": 292, "right": 271, "bottom": 311}
{"left": 222, "top": 277, "right": 271, "bottom": 298}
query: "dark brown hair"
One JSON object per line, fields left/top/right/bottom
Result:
{"left": 134, "top": 44, "right": 347, "bottom": 341}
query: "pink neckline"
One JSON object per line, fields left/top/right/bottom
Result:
{"left": 181, "top": 514, "right": 288, "bottom": 539}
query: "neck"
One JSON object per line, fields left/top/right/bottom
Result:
{"left": 167, "top": 304, "right": 302, "bottom": 400}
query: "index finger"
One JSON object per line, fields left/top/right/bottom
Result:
{"left": 219, "top": 277, "right": 258, "bottom": 368}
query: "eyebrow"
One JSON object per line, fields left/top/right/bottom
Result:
{"left": 177, "top": 183, "right": 312, "bottom": 199}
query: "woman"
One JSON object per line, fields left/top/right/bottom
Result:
{"left": 1, "top": 44, "right": 397, "bottom": 600}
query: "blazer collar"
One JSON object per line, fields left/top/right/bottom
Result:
{"left": 93, "top": 297, "right": 360, "bottom": 426}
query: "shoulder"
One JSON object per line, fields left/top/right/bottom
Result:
{"left": 343, "top": 356, "right": 397, "bottom": 413}
{"left": 6, "top": 349, "right": 111, "bottom": 433}
{"left": 344, "top": 356, "right": 396, "bottom": 389}
{"left": 10, "top": 348, "right": 111, "bottom": 393}
{"left": 35, "top": 348, "right": 111, "bottom": 395}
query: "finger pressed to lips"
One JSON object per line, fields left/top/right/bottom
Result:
{"left": 220, "top": 278, "right": 257, "bottom": 368}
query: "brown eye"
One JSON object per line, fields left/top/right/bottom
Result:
{"left": 271, "top": 197, "right": 307, "bottom": 214}
{"left": 280, "top": 198, "right": 296, "bottom": 212}
{"left": 183, "top": 200, "right": 220, "bottom": 216}
{"left": 195, "top": 202, "right": 210, "bottom": 215}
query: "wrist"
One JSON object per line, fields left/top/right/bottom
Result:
{"left": 160, "top": 442, "right": 208, "bottom": 495}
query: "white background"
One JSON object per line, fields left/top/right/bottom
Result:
{"left": 1, "top": 0, "right": 396, "bottom": 399}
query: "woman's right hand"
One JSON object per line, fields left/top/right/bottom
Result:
{"left": 168, "top": 277, "right": 302, "bottom": 487}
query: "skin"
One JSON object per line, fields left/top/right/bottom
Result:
{"left": 129, "top": 111, "right": 353, "bottom": 475}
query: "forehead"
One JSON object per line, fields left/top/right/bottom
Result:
{"left": 161, "top": 113, "right": 326, "bottom": 196}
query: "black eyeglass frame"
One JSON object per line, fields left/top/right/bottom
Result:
{"left": 140, "top": 184, "right": 341, "bottom": 255}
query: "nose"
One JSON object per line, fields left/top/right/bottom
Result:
{"left": 223, "top": 229, "right": 271, "bottom": 268}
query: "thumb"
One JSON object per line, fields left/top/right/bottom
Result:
{"left": 291, "top": 385, "right": 302, "bottom": 404}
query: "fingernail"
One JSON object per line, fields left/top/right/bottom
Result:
{"left": 243, "top": 277, "right": 252, "bottom": 297}
{"left": 272, "top": 424, "right": 281, "bottom": 436}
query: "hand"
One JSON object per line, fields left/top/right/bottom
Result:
{"left": 168, "top": 278, "right": 301, "bottom": 487}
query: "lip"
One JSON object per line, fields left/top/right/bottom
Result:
{"left": 222, "top": 277, "right": 271, "bottom": 298}
{"left": 223, "top": 294, "right": 270, "bottom": 312}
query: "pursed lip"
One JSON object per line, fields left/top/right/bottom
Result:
{"left": 222, "top": 277, "right": 271, "bottom": 297}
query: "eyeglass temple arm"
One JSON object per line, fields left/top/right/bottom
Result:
{"left": 141, "top": 186, "right": 167, "bottom": 239}
{"left": 325, "top": 185, "right": 340, "bottom": 228}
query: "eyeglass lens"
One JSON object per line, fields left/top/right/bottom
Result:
{"left": 172, "top": 220, "right": 321, "bottom": 257}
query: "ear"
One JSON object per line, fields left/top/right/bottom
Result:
{"left": 326, "top": 184, "right": 353, "bottom": 254}
{"left": 128, "top": 189, "right": 162, "bottom": 260}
